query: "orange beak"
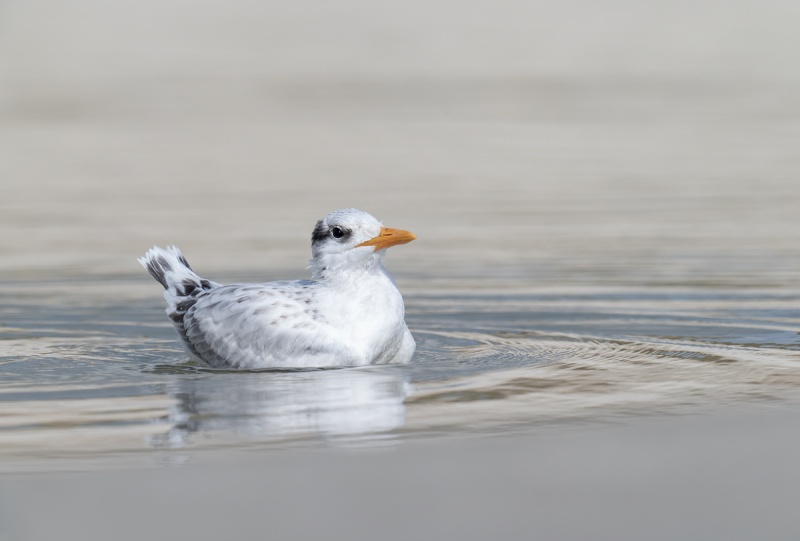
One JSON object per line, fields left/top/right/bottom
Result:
{"left": 356, "top": 227, "right": 417, "bottom": 251}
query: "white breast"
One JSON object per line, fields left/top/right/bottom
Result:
{"left": 315, "top": 268, "right": 412, "bottom": 365}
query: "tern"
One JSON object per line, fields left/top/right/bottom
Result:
{"left": 139, "top": 208, "right": 416, "bottom": 369}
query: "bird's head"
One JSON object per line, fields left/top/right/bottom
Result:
{"left": 309, "top": 208, "right": 416, "bottom": 278}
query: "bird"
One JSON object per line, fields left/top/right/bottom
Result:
{"left": 139, "top": 208, "right": 417, "bottom": 369}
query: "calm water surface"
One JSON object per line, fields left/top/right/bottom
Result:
{"left": 3, "top": 263, "right": 799, "bottom": 465}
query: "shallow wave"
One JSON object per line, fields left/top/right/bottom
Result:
{"left": 407, "top": 328, "right": 800, "bottom": 431}
{"left": 1, "top": 280, "right": 799, "bottom": 460}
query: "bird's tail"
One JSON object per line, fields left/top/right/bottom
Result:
{"left": 138, "top": 245, "right": 218, "bottom": 315}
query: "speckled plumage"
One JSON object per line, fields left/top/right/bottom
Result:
{"left": 139, "top": 209, "right": 416, "bottom": 369}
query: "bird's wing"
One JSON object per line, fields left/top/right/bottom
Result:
{"left": 181, "top": 282, "right": 361, "bottom": 369}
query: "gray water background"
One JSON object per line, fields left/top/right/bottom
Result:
{"left": 1, "top": 1, "right": 800, "bottom": 538}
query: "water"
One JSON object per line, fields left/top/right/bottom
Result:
{"left": 2, "top": 170, "right": 800, "bottom": 463}
{"left": 3, "top": 266, "right": 800, "bottom": 464}
{"left": 2, "top": 71, "right": 800, "bottom": 464}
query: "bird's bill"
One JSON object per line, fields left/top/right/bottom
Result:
{"left": 357, "top": 227, "right": 417, "bottom": 251}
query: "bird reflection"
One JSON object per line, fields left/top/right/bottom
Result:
{"left": 151, "top": 366, "right": 411, "bottom": 448}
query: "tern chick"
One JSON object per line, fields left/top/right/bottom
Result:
{"left": 139, "top": 208, "right": 416, "bottom": 369}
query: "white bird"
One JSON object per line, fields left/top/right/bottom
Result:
{"left": 139, "top": 208, "right": 417, "bottom": 369}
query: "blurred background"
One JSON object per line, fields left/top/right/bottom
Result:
{"left": 2, "top": 0, "right": 799, "bottom": 283}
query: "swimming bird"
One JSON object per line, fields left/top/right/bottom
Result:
{"left": 139, "top": 208, "right": 416, "bottom": 369}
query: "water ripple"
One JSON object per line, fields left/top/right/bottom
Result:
{"left": 1, "top": 281, "right": 799, "bottom": 460}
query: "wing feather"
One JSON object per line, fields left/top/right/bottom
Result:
{"left": 182, "top": 282, "right": 361, "bottom": 368}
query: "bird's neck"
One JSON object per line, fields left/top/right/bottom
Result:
{"left": 309, "top": 251, "right": 390, "bottom": 285}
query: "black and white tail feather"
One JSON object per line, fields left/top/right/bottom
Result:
{"left": 138, "top": 246, "right": 219, "bottom": 358}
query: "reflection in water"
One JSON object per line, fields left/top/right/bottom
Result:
{"left": 151, "top": 367, "right": 412, "bottom": 448}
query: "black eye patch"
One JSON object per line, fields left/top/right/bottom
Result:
{"left": 311, "top": 221, "right": 352, "bottom": 245}
{"left": 311, "top": 220, "right": 328, "bottom": 244}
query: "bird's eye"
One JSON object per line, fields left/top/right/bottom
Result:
{"left": 331, "top": 227, "right": 345, "bottom": 239}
